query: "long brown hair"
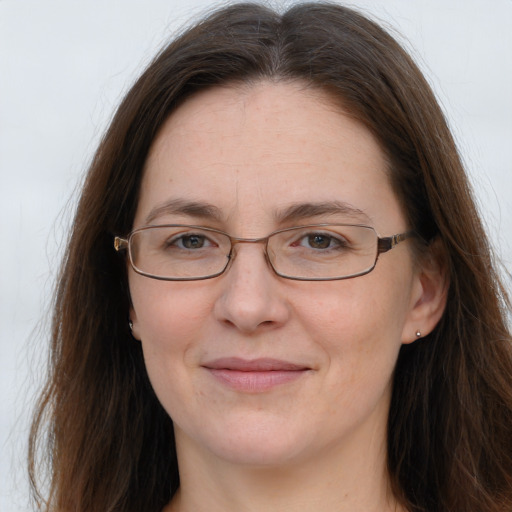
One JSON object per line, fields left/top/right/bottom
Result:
{"left": 29, "top": 3, "right": 512, "bottom": 511}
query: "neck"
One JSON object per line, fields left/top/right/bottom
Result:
{"left": 165, "top": 426, "right": 405, "bottom": 512}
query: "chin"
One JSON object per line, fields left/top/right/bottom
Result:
{"left": 178, "top": 416, "right": 317, "bottom": 468}
{"left": 210, "top": 438, "right": 307, "bottom": 468}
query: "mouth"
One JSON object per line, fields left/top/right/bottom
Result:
{"left": 202, "top": 357, "right": 311, "bottom": 393}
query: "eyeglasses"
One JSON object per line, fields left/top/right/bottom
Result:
{"left": 114, "top": 224, "right": 415, "bottom": 281}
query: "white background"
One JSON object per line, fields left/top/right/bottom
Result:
{"left": 1, "top": 1, "right": 511, "bottom": 510}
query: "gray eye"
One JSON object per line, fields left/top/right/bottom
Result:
{"left": 180, "top": 235, "right": 207, "bottom": 249}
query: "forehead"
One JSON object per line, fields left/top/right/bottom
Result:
{"left": 135, "top": 81, "right": 404, "bottom": 234}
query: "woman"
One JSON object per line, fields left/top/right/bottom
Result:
{"left": 29, "top": 2, "right": 512, "bottom": 511}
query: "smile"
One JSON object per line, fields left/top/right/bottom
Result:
{"left": 202, "top": 357, "right": 311, "bottom": 393}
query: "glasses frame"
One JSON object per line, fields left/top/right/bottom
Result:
{"left": 114, "top": 223, "right": 416, "bottom": 282}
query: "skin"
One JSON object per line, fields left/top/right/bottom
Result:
{"left": 129, "top": 81, "right": 447, "bottom": 512}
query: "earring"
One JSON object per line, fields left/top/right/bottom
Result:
{"left": 129, "top": 320, "right": 133, "bottom": 331}
{"left": 415, "top": 330, "right": 422, "bottom": 338}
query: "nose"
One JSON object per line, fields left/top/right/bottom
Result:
{"left": 213, "top": 243, "right": 290, "bottom": 333}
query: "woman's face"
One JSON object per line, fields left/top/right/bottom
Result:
{"left": 129, "top": 81, "right": 425, "bottom": 468}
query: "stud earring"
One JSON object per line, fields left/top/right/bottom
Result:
{"left": 415, "top": 330, "right": 422, "bottom": 338}
{"left": 129, "top": 320, "right": 133, "bottom": 331}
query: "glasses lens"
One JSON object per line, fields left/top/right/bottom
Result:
{"left": 268, "top": 225, "right": 378, "bottom": 280}
{"left": 127, "top": 224, "right": 379, "bottom": 281}
{"left": 129, "top": 226, "right": 231, "bottom": 279}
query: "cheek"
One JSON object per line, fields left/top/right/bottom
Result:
{"left": 129, "top": 279, "right": 213, "bottom": 377}
{"left": 296, "top": 281, "right": 397, "bottom": 343}
{"left": 295, "top": 274, "right": 410, "bottom": 379}
{"left": 129, "top": 282, "right": 219, "bottom": 425}
{"left": 131, "top": 277, "right": 211, "bottom": 334}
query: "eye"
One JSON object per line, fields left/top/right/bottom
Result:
{"left": 167, "top": 233, "right": 216, "bottom": 250}
{"left": 297, "top": 232, "right": 346, "bottom": 250}
{"left": 305, "top": 234, "right": 334, "bottom": 249}
{"left": 181, "top": 234, "right": 206, "bottom": 249}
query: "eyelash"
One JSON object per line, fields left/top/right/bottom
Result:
{"left": 166, "top": 233, "right": 216, "bottom": 250}
{"left": 293, "top": 232, "right": 349, "bottom": 251}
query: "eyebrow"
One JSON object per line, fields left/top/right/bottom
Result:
{"left": 144, "top": 198, "right": 224, "bottom": 224}
{"left": 144, "top": 198, "right": 370, "bottom": 226}
{"left": 275, "top": 201, "right": 371, "bottom": 224}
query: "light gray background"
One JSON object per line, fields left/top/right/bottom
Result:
{"left": 1, "top": 1, "right": 511, "bottom": 510}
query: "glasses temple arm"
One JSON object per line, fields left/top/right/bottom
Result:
{"left": 377, "top": 232, "right": 416, "bottom": 254}
{"left": 114, "top": 236, "right": 129, "bottom": 252}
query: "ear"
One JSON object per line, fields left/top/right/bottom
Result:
{"left": 129, "top": 306, "right": 142, "bottom": 341}
{"left": 401, "top": 238, "right": 449, "bottom": 344}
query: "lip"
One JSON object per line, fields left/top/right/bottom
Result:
{"left": 202, "top": 357, "right": 311, "bottom": 392}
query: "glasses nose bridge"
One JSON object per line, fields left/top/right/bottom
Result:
{"left": 230, "top": 234, "right": 269, "bottom": 246}
{"left": 227, "top": 234, "right": 273, "bottom": 267}
{"left": 229, "top": 234, "right": 270, "bottom": 252}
